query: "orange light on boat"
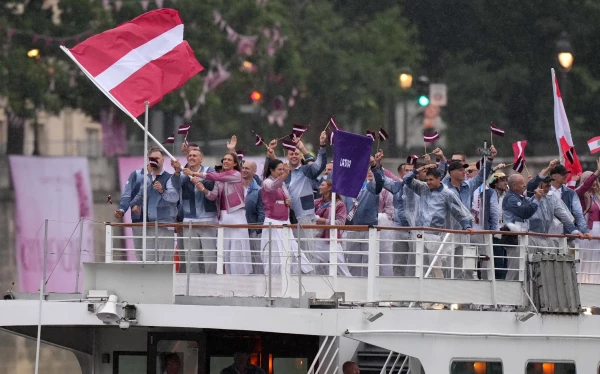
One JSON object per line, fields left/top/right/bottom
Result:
{"left": 473, "top": 362, "right": 486, "bottom": 374}
{"left": 250, "top": 353, "right": 259, "bottom": 366}
{"left": 542, "top": 363, "right": 555, "bottom": 374}
{"left": 268, "top": 354, "right": 273, "bottom": 374}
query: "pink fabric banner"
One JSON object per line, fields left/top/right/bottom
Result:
{"left": 9, "top": 156, "right": 94, "bottom": 293}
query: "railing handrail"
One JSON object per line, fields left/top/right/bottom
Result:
{"left": 104, "top": 221, "right": 597, "bottom": 240}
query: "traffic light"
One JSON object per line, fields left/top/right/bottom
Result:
{"left": 250, "top": 91, "right": 262, "bottom": 102}
{"left": 415, "top": 76, "right": 430, "bottom": 107}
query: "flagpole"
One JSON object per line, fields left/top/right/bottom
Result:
{"left": 142, "top": 101, "right": 149, "bottom": 263}
{"left": 60, "top": 46, "right": 177, "bottom": 161}
{"left": 491, "top": 132, "right": 493, "bottom": 146}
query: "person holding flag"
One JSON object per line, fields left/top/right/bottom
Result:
{"left": 131, "top": 147, "right": 180, "bottom": 262}
{"left": 266, "top": 131, "right": 328, "bottom": 264}
{"left": 403, "top": 164, "right": 474, "bottom": 279}
{"left": 548, "top": 164, "right": 591, "bottom": 237}
{"left": 382, "top": 148, "right": 447, "bottom": 276}
{"left": 343, "top": 151, "right": 385, "bottom": 277}
{"left": 170, "top": 149, "right": 218, "bottom": 274}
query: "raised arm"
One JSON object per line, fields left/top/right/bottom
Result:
{"left": 205, "top": 169, "right": 242, "bottom": 183}
{"left": 301, "top": 131, "right": 328, "bottom": 179}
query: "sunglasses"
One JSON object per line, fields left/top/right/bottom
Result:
{"left": 466, "top": 169, "right": 477, "bottom": 173}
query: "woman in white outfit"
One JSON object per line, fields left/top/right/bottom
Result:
{"left": 314, "top": 179, "right": 351, "bottom": 276}
{"left": 261, "top": 158, "right": 313, "bottom": 275}
{"left": 195, "top": 151, "right": 252, "bottom": 275}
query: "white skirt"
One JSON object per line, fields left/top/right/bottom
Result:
{"left": 220, "top": 209, "right": 252, "bottom": 275}
{"left": 578, "top": 223, "right": 600, "bottom": 284}
{"left": 260, "top": 217, "right": 314, "bottom": 275}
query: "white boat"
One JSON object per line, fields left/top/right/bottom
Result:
{"left": 2, "top": 223, "right": 599, "bottom": 374}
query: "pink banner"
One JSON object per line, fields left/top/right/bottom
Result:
{"left": 9, "top": 156, "right": 94, "bottom": 293}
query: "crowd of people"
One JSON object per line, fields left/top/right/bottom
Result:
{"left": 114, "top": 132, "right": 600, "bottom": 279}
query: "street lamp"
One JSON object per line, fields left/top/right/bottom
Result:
{"left": 399, "top": 72, "right": 413, "bottom": 154}
{"left": 556, "top": 32, "right": 574, "bottom": 72}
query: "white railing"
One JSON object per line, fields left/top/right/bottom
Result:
{"left": 104, "top": 222, "right": 600, "bottom": 307}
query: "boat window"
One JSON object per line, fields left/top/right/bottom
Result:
{"left": 113, "top": 352, "right": 147, "bottom": 374}
{"left": 526, "top": 362, "right": 576, "bottom": 374}
{"left": 273, "top": 357, "right": 308, "bottom": 374}
{"left": 450, "top": 360, "right": 503, "bottom": 373}
{"left": 156, "top": 340, "right": 199, "bottom": 374}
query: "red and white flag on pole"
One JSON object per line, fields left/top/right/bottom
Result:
{"left": 512, "top": 140, "right": 527, "bottom": 172}
{"left": 63, "top": 9, "right": 203, "bottom": 118}
{"left": 552, "top": 68, "right": 582, "bottom": 177}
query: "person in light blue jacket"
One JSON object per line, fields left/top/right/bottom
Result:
{"left": 131, "top": 147, "right": 179, "bottom": 263}
{"left": 114, "top": 167, "right": 145, "bottom": 259}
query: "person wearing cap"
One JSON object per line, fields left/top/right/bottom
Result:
{"left": 404, "top": 164, "right": 474, "bottom": 278}
{"left": 131, "top": 147, "right": 180, "bottom": 263}
{"left": 443, "top": 146, "right": 496, "bottom": 278}
{"left": 382, "top": 148, "right": 447, "bottom": 276}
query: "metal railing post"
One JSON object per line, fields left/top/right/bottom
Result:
{"left": 154, "top": 220, "right": 158, "bottom": 264}
{"left": 297, "top": 222, "right": 302, "bottom": 300}
{"left": 75, "top": 218, "right": 84, "bottom": 293}
{"left": 307, "top": 336, "right": 330, "bottom": 374}
{"left": 415, "top": 231, "right": 424, "bottom": 279}
{"left": 105, "top": 224, "right": 113, "bottom": 264}
{"left": 518, "top": 234, "right": 528, "bottom": 282}
{"left": 186, "top": 221, "right": 192, "bottom": 296}
{"left": 388, "top": 352, "right": 401, "bottom": 374}
{"left": 216, "top": 227, "right": 224, "bottom": 275}
{"left": 486, "top": 233, "right": 497, "bottom": 306}
{"left": 42, "top": 219, "right": 48, "bottom": 294}
{"left": 379, "top": 351, "right": 394, "bottom": 374}
{"left": 282, "top": 225, "right": 292, "bottom": 297}
{"left": 268, "top": 223, "right": 272, "bottom": 301}
{"left": 367, "top": 227, "right": 378, "bottom": 302}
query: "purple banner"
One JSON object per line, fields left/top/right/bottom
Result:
{"left": 332, "top": 130, "right": 373, "bottom": 198}
{"left": 9, "top": 156, "right": 94, "bottom": 292}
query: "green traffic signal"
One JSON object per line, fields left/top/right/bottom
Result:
{"left": 418, "top": 95, "right": 430, "bottom": 107}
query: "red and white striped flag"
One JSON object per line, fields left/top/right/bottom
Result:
{"left": 512, "top": 140, "right": 527, "bottom": 166}
{"left": 282, "top": 139, "right": 297, "bottom": 151}
{"left": 328, "top": 131, "right": 335, "bottom": 146}
{"left": 552, "top": 68, "right": 582, "bottom": 177}
{"left": 64, "top": 9, "right": 203, "bottom": 118}
{"left": 291, "top": 124, "right": 308, "bottom": 140}
{"left": 588, "top": 136, "right": 600, "bottom": 154}
{"left": 490, "top": 124, "right": 505, "bottom": 136}
{"left": 365, "top": 130, "right": 376, "bottom": 141}
{"left": 163, "top": 133, "right": 175, "bottom": 144}
{"left": 406, "top": 155, "right": 419, "bottom": 166}
{"left": 178, "top": 123, "right": 191, "bottom": 134}
{"left": 328, "top": 116, "right": 340, "bottom": 131}
{"left": 423, "top": 131, "right": 440, "bottom": 143}
{"left": 255, "top": 134, "right": 264, "bottom": 147}
{"left": 378, "top": 128, "right": 389, "bottom": 141}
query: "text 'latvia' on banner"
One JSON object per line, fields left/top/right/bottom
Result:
{"left": 332, "top": 131, "right": 373, "bottom": 198}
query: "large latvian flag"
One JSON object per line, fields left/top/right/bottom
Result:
{"left": 333, "top": 131, "right": 373, "bottom": 198}
{"left": 62, "top": 9, "right": 203, "bottom": 117}
{"left": 552, "top": 68, "right": 582, "bottom": 177}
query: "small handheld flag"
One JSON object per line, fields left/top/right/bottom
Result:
{"left": 149, "top": 157, "right": 159, "bottom": 168}
{"left": 490, "top": 124, "right": 504, "bottom": 136}
{"left": 564, "top": 146, "right": 575, "bottom": 164}
{"left": 513, "top": 156, "right": 525, "bottom": 173}
{"left": 365, "top": 130, "right": 376, "bottom": 141}
{"left": 236, "top": 150, "right": 246, "bottom": 161}
{"left": 588, "top": 136, "right": 600, "bottom": 154}
{"left": 328, "top": 116, "right": 340, "bottom": 131}
{"left": 107, "top": 195, "right": 113, "bottom": 204}
{"left": 291, "top": 124, "right": 309, "bottom": 140}
{"left": 255, "top": 134, "right": 265, "bottom": 147}
{"left": 378, "top": 128, "right": 389, "bottom": 141}
{"left": 178, "top": 123, "right": 191, "bottom": 135}
{"left": 407, "top": 155, "right": 419, "bottom": 166}
{"left": 163, "top": 133, "right": 175, "bottom": 144}
{"left": 282, "top": 139, "right": 297, "bottom": 151}
{"left": 423, "top": 132, "right": 440, "bottom": 143}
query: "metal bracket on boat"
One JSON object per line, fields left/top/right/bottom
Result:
{"left": 306, "top": 292, "right": 345, "bottom": 309}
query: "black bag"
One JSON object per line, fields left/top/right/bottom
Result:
{"left": 289, "top": 208, "right": 298, "bottom": 224}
